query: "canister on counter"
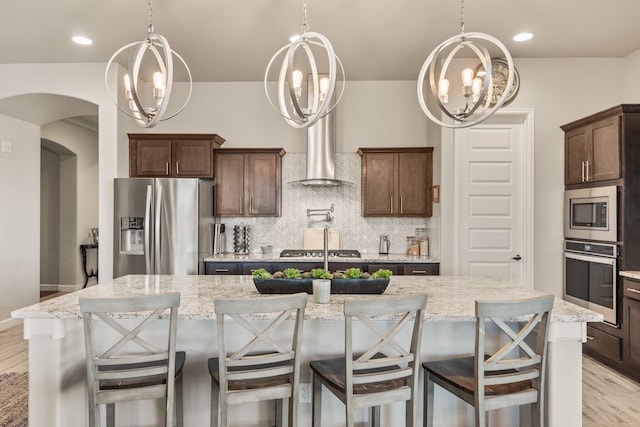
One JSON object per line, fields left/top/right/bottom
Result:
{"left": 406, "top": 236, "right": 419, "bottom": 256}
{"left": 415, "top": 227, "right": 429, "bottom": 257}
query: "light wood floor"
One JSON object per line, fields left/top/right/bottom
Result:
{"left": 1, "top": 321, "right": 640, "bottom": 424}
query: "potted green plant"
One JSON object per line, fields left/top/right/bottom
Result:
{"left": 331, "top": 268, "right": 392, "bottom": 294}
{"left": 252, "top": 268, "right": 313, "bottom": 294}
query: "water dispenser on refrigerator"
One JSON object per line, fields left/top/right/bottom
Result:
{"left": 119, "top": 217, "right": 144, "bottom": 254}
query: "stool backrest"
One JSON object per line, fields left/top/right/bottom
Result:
{"left": 214, "top": 293, "right": 307, "bottom": 394}
{"left": 475, "top": 294, "right": 554, "bottom": 410}
{"left": 80, "top": 293, "right": 180, "bottom": 423}
{"left": 344, "top": 294, "right": 428, "bottom": 396}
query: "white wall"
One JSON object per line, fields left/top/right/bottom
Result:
{"left": 40, "top": 146, "right": 61, "bottom": 284}
{"left": 42, "top": 121, "right": 99, "bottom": 286}
{"left": 0, "top": 63, "right": 119, "bottom": 324}
{"left": 0, "top": 114, "right": 41, "bottom": 321}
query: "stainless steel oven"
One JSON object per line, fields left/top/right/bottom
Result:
{"left": 564, "top": 186, "right": 618, "bottom": 242}
{"left": 564, "top": 240, "right": 618, "bottom": 325}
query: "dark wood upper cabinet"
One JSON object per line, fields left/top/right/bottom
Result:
{"left": 358, "top": 147, "right": 433, "bottom": 217}
{"left": 129, "top": 133, "right": 225, "bottom": 178}
{"left": 215, "top": 148, "right": 285, "bottom": 217}
{"left": 562, "top": 109, "right": 623, "bottom": 185}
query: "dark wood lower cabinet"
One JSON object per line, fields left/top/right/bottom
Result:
{"left": 204, "top": 262, "right": 239, "bottom": 275}
{"left": 624, "top": 297, "right": 640, "bottom": 370}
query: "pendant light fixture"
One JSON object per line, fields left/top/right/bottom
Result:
{"left": 264, "top": 0, "right": 345, "bottom": 129}
{"left": 105, "top": 0, "right": 192, "bottom": 128}
{"left": 417, "top": 0, "right": 515, "bottom": 128}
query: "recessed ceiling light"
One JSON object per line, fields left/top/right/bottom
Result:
{"left": 72, "top": 36, "right": 93, "bottom": 45}
{"left": 513, "top": 32, "right": 533, "bottom": 42}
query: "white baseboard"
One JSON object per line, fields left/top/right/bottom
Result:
{"left": 40, "top": 284, "right": 85, "bottom": 292}
{"left": 58, "top": 284, "right": 84, "bottom": 292}
{"left": 0, "top": 317, "right": 22, "bottom": 332}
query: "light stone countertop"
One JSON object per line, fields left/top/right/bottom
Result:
{"left": 620, "top": 271, "right": 640, "bottom": 280}
{"left": 12, "top": 275, "right": 602, "bottom": 323}
{"left": 204, "top": 252, "right": 439, "bottom": 263}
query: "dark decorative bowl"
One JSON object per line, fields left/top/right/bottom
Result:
{"left": 253, "top": 278, "right": 313, "bottom": 294}
{"left": 252, "top": 278, "right": 390, "bottom": 295}
{"left": 330, "top": 278, "right": 390, "bottom": 294}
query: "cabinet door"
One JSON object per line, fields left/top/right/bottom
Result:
{"left": 132, "top": 140, "right": 172, "bottom": 177}
{"left": 397, "top": 152, "right": 432, "bottom": 216}
{"left": 591, "top": 116, "right": 620, "bottom": 182}
{"left": 362, "top": 153, "right": 395, "bottom": 216}
{"left": 215, "top": 153, "right": 245, "bottom": 216}
{"left": 173, "top": 139, "right": 212, "bottom": 177}
{"left": 624, "top": 297, "right": 640, "bottom": 368}
{"left": 246, "top": 153, "right": 281, "bottom": 217}
{"left": 565, "top": 127, "right": 590, "bottom": 185}
{"left": 241, "top": 262, "right": 274, "bottom": 275}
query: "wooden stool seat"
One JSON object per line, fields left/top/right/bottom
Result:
{"left": 423, "top": 356, "right": 533, "bottom": 397}
{"left": 100, "top": 351, "right": 185, "bottom": 390}
{"left": 310, "top": 353, "right": 407, "bottom": 395}
{"left": 208, "top": 356, "right": 292, "bottom": 391}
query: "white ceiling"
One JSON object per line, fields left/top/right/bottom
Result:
{"left": 2, "top": 0, "right": 640, "bottom": 82}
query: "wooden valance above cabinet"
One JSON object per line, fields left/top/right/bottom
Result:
{"left": 358, "top": 147, "right": 433, "bottom": 217}
{"left": 129, "top": 133, "right": 225, "bottom": 178}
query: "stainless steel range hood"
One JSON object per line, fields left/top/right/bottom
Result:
{"left": 289, "top": 110, "right": 353, "bottom": 187}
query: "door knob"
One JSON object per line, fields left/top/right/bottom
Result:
{"left": 512, "top": 254, "right": 522, "bottom": 261}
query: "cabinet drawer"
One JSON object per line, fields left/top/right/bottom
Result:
{"left": 366, "top": 263, "right": 402, "bottom": 276}
{"left": 241, "top": 263, "right": 274, "bottom": 275}
{"left": 402, "top": 263, "right": 439, "bottom": 276}
{"left": 623, "top": 278, "right": 640, "bottom": 301}
{"left": 205, "top": 262, "right": 238, "bottom": 275}
{"left": 585, "top": 325, "right": 622, "bottom": 361}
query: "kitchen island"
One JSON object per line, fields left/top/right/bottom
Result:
{"left": 12, "top": 275, "right": 601, "bottom": 427}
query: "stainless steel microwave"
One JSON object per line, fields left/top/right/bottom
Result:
{"left": 564, "top": 186, "right": 618, "bottom": 242}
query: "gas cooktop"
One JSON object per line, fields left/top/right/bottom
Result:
{"left": 279, "top": 249, "right": 361, "bottom": 258}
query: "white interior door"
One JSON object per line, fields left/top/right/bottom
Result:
{"left": 454, "top": 118, "right": 526, "bottom": 285}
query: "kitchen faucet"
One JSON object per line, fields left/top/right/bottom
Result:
{"left": 323, "top": 226, "right": 329, "bottom": 272}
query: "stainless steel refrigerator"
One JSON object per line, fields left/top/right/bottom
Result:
{"left": 113, "top": 178, "right": 214, "bottom": 278}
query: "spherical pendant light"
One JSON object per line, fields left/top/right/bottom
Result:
{"left": 104, "top": 0, "right": 192, "bottom": 128}
{"left": 416, "top": 0, "right": 516, "bottom": 128}
{"left": 264, "top": 0, "right": 345, "bottom": 129}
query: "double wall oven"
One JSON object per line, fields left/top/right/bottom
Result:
{"left": 564, "top": 185, "right": 619, "bottom": 325}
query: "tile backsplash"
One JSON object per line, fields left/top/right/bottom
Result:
{"left": 220, "top": 152, "right": 440, "bottom": 259}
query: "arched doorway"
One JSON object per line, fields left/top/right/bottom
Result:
{"left": 0, "top": 94, "right": 98, "bottom": 294}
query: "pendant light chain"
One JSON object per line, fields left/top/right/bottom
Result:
{"left": 460, "top": 0, "right": 465, "bottom": 35}
{"left": 147, "top": 0, "right": 154, "bottom": 35}
{"left": 301, "top": 0, "right": 309, "bottom": 34}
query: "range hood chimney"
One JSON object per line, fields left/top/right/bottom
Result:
{"left": 289, "top": 110, "right": 353, "bottom": 187}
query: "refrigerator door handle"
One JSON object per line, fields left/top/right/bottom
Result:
{"left": 144, "top": 184, "right": 153, "bottom": 274}
{"left": 155, "top": 185, "right": 163, "bottom": 274}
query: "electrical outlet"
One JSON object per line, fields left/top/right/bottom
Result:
{"left": 1, "top": 141, "right": 11, "bottom": 153}
{"left": 299, "top": 383, "right": 311, "bottom": 403}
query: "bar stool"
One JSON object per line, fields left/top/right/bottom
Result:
{"left": 79, "top": 293, "right": 184, "bottom": 427}
{"left": 310, "top": 294, "right": 428, "bottom": 427}
{"left": 422, "top": 294, "right": 554, "bottom": 427}
{"left": 208, "top": 292, "right": 308, "bottom": 427}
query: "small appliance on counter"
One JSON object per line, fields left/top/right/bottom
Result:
{"left": 212, "top": 223, "right": 226, "bottom": 255}
{"left": 233, "top": 223, "right": 250, "bottom": 255}
{"left": 379, "top": 235, "right": 390, "bottom": 254}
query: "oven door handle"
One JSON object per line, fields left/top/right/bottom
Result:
{"left": 564, "top": 251, "right": 617, "bottom": 265}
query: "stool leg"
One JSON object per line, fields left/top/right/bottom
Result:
{"left": 175, "top": 372, "right": 183, "bottom": 427}
{"left": 210, "top": 380, "right": 219, "bottom": 427}
{"left": 275, "top": 399, "right": 283, "bottom": 427}
{"left": 106, "top": 403, "right": 115, "bottom": 427}
{"left": 424, "top": 372, "right": 434, "bottom": 427}
{"left": 370, "top": 406, "right": 380, "bottom": 427}
{"left": 312, "top": 374, "right": 322, "bottom": 427}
